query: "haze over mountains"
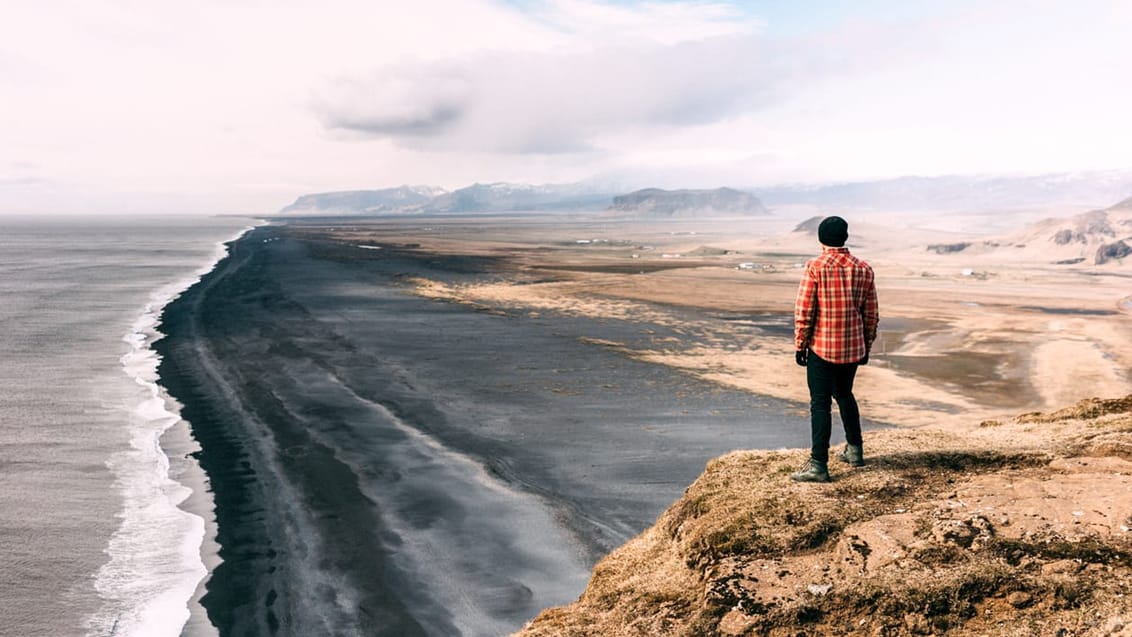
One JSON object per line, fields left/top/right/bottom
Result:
{"left": 996, "top": 196, "right": 1132, "bottom": 265}
{"left": 609, "top": 187, "right": 767, "bottom": 217}
{"left": 279, "top": 182, "right": 615, "bottom": 216}
{"left": 280, "top": 183, "right": 771, "bottom": 218}
{"left": 755, "top": 171, "right": 1132, "bottom": 211}
{"left": 278, "top": 170, "right": 1132, "bottom": 218}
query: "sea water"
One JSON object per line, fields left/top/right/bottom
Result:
{"left": 0, "top": 215, "right": 253, "bottom": 637}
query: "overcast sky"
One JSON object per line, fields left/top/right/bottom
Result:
{"left": 2, "top": 0, "right": 1130, "bottom": 215}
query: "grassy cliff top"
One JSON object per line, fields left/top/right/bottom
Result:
{"left": 515, "top": 396, "right": 1132, "bottom": 637}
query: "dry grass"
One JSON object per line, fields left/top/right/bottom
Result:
{"left": 514, "top": 398, "right": 1132, "bottom": 637}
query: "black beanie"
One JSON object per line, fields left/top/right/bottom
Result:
{"left": 818, "top": 216, "right": 848, "bottom": 247}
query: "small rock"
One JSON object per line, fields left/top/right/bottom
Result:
{"left": 1042, "top": 559, "right": 1081, "bottom": 575}
{"left": 933, "top": 518, "right": 977, "bottom": 547}
{"left": 1101, "top": 616, "right": 1126, "bottom": 634}
{"left": 807, "top": 583, "right": 832, "bottom": 596}
{"left": 717, "top": 609, "right": 757, "bottom": 636}
{"left": 1007, "top": 591, "right": 1034, "bottom": 608}
{"left": 904, "top": 613, "right": 931, "bottom": 634}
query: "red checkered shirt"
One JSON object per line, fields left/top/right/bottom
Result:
{"left": 794, "top": 246, "right": 879, "bottom": 364}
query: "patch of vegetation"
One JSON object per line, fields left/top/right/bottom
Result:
{"left": 879, "top": 449, "right": 1046, "bottom": 472}
{"left": 684, "top": 604, "right": 730, "bottom": 636}
{"left": 788, "top": 518, "right": 845, "bottom": 552}
{"left": 692, "top": 517, "right": 777, "bottom": 564}
{"left": 986, "top": 537, "right": 1132, "bottom": 567}
{"left": 1017, "top": 395, "right": 1132, "bottom": 422}
{"left": 666, "top": 494, "right": 712, "bottom": 532}
{"left": 1050, "top": 578, "right": 1091, "bottom": 610}
{"left": 739, "top": 564, "right": 1014, "bottom": 635}
{"left": 911, "top": 543, "right": 971, "bottom": 566}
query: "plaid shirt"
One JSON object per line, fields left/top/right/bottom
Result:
{"left": 794, "top": 246, "right": 879, "bottom": 364}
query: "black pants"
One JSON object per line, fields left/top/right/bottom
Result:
{"left": 807, "top": 352, "right": 862, "bottom": 464}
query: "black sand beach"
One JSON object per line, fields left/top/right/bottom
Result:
{"left": 156, "top": 225, "right": 814, "bottom": 636}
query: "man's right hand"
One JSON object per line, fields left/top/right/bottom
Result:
{"left": 795, "top": 349, "right": 808, "bottom": 367}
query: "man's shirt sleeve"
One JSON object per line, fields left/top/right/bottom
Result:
{"left": 862, "top": 269, "right": 879, "bottom": 349}
{"left": 794, "top": 261, "right": 817, "bottom": 350}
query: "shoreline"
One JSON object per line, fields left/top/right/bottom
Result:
{"left": 86, "top": 223, "right": 253, "bottom": 637}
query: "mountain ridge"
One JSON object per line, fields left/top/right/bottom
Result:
{"left": 277, "top": 170, "right": 1132, "bottom": 217}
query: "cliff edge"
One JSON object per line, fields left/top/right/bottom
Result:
{"left": 515, "top": 396, "right": 1132, "bottom": 636}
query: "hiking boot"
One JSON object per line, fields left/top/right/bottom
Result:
{"left": 790, "top": 459, "right": 830, "bottom": 483}
{"left": 838, "top": 443, "right": 864, "bottom": 467}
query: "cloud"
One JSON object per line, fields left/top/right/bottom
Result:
{"left": 314, "top": 69, "right": 472, "bottom": 136}
{"left": 311, "top": 0, "right": 785, "bottom": 154}
{"left": 314, "top": 36, "right": 786, "bottom": 154}
{"left": 7, "top": 0, "right": 1132, "bottom": 215}
{"left": 528, "top": 0, "right": 762, "bottom": 44}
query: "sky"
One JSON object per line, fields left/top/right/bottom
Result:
{"left": 1, "top": 0, "right": 1130, "bottom": 215}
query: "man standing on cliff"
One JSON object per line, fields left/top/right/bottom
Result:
{"left": 791, "top": 216, "right": 879, "bottom": 483}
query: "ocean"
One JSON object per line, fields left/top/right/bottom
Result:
{"left": 0, "top": 215, "right": 253, "bottom": 637}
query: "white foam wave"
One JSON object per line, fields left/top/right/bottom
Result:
{"left": 85, "top": 225, "right": 256, "bottom": 637}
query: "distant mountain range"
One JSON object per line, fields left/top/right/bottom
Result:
{"left": 754, "top": 171, "right": 1132, "bottom": 211}
{"left": 1011, "top": 196, "right": 1132, "bottom": 265}
{"left": 278, "top": 171, "right": 1132, "bottom": 217}
{"left": 424, "top": 182, "right": 614, "bottom": 213}
{"left": 279, "top": 182, "right": 613, "bottom": 216}
{"left": 910, "top": 195, "right": 1132, "bottom": 266}
{"left": 280, "top": 186, "right": 448, "bottom": 215}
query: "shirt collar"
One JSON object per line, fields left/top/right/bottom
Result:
{"left": 821, "top": 246, "right": 850, "bottom": 253}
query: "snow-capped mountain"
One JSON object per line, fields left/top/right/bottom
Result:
{"left": 423, "top": 182, "right": 616, "bottom": 212}
{"left": 279, "top": 185, "right": 448, "bottom": 215}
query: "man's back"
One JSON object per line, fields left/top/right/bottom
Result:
{"left": 794, "top": 246, "right": 878, "bottom": 364}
